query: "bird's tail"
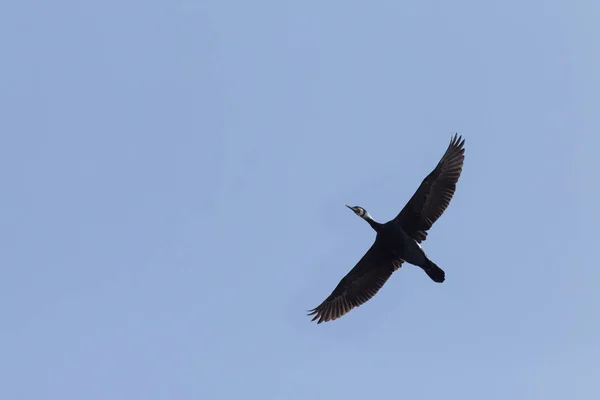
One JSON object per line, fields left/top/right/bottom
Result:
{"left": 422, "top": 258, "right": 445, "bottom": 283}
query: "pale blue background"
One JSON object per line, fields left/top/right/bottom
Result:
{"left": 1, "top": 1, "right": 599, "bottom": 399}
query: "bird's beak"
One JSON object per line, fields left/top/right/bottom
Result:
{"left": 345, "top": 204, "right": 352, "bottom": 210}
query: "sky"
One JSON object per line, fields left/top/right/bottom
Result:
{"left": 1, "top": 1, "right": 599, "bottom": 399}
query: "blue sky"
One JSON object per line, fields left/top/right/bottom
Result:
{"left": 1, "top": 1, "right": 599, "bottom": 399}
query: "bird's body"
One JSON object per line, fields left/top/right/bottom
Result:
{"left": 366, "top": 222, "right": 422, "bottom": 266}
{"left": 308, "top": 134, "right": 465, "bottom": 324}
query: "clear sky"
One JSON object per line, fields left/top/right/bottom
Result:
{"left": 1, "top": 1, "right": 599, "bottom": 399}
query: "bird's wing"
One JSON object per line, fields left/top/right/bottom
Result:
{"left": 393, "top": 134, "right": 465, "bottom": 243}
{"left": 308, "top": 240, "right": 403, "bottom": 324}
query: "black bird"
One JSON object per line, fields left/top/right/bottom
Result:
{"left": 308, "top": 134, "right": 466, "bottom": 324}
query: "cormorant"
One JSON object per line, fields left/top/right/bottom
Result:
{"left": 308, "top": 134, "right": 466, "bottom": 324}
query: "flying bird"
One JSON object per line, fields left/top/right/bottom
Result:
{"left": 308, "top": 134, "right": 466, "bottom": 324}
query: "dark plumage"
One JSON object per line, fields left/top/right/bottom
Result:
{"left": 308, "top": 134, "right": 466, "bottom": 324}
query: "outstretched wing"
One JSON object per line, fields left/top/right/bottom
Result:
{"left": 308, "top": 240, "right": 403, "bottom": 324}
{"left": 394, "top": 134, "right": 466, "bottom": 243}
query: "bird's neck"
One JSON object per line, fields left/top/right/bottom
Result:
{"left": 363, "top": 216, "right": 382, "bottom": 232}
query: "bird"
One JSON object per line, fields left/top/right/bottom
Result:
{"left": 307, "top": 133, "right": 466, "bottom": 324}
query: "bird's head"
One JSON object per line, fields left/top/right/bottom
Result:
{"left": 346, "top": 205, "right": 372, "bottom": 221}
